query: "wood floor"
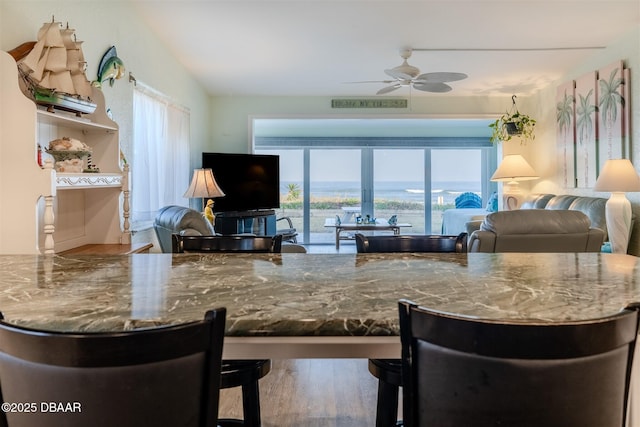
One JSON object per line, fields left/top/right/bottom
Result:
{"left": 219, "top": 359, "right": 386, "bottom": 427}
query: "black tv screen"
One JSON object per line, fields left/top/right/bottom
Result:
{"left": 202, "top": 152, "right": 280, "bottom": 213}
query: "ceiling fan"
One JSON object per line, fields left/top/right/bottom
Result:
{"left": 352, "top": 48, "right": 468, "bottom": 95}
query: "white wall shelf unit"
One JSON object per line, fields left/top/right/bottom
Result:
{"left": 0, "top": 50, "right": 130, "bottom": 254}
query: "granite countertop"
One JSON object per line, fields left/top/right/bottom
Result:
{"left": 0, "top": 252, "right": 638, "bottom": 334}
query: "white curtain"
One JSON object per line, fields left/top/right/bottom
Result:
{"left": 132, "top": 84, "right": 190, "bottom": 223}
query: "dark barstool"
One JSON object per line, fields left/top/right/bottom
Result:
{"left": 173, "top": 233, "right": 283, "bottom": 427}
{"left": 368, "top": 358, "right": 403, "bottom": 427}
{"left": 355, "top": 233, "right": 467, "bottom": 427}
{"left": 219, "top": 360, "right": 272, "bottom": 427}
{"left": 399, "top": 300, "right": 640, "bottom": 427}
{"left": 0, "top": 309, "right": 227, "bottom": 427}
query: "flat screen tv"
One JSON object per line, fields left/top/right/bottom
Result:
{"left": 202, "top": 152, "right": 280, "bottom": 213}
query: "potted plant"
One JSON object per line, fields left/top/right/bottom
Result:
{"left": 489, "top": 96, "right": 536, "bottom": 144}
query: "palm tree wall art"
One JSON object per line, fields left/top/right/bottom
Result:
{"left": 624, "top": 68, "right": 631, "bottom": 154}
{"left": 556, "top": 82, "right": 576, "bottom": 188}
{"left": 574, "top": 72, "right": 598, "bottom": 188}
{"left": 598, "top": 60, "right": 626, "bottom": 174}
{"left": 556, "top": 59, "right": 630, "bottom": 189}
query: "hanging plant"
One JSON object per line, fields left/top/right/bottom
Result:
{"left": 489, "top": 95, "right": 536, "bottom": 144}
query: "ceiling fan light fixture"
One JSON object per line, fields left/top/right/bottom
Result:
{"left": 386, "top": 60, "right": 420, "bottom": 79}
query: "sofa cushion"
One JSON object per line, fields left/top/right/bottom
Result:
{"left": 520, "top": 193, "right": 556, "bottom": 209}
{"left": 545, "top": 195, "right": 579, "bottom": 210}
{"left": 481, "top": 210, "right": 592, "bottom": 235}
{"left": 520, "top": 193, "right": 608, "bottom": 241}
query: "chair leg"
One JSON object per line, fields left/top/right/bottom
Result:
{"left": 376, "top": 379, "right": 399, "bottom": 427}
{"left": 219, "top": 360, "right": 270, "bottom": 427}
{"left": 241, "top": 380, "right": 262, "bottom": 427}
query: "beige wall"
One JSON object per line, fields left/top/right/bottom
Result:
{"left": 0, "top": 0, "right": 211, "bottom": 173}
{"left": 209, "top": 95, "right": 513, "bottom": 153}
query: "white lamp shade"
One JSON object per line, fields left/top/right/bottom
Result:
{"left": 491, "top": 154, "right": 539, "bottom": 182}
{"left": 183, "top": 168, "right": 225, "bottom": 199}
{"left": 594, "top": 159, "right": 640, "bottom": 192}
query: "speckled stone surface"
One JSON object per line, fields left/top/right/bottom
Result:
{"left": 0, "top": 252, "right": 638, "bottom": 334}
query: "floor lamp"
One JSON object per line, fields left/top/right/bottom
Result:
{"left": 183, "top": 168, "right": 225, "bottom": 213}
{"left": 594, "top": 159, "right": 640, "bottom": 254}
{"left": 490, "top": 154, "right": 539, "bottom": 210}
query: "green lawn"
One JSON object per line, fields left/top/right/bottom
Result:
{"left": 276, "top": 198, "right": 454, "bottom": 242}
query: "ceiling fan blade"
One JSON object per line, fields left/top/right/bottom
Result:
{"left": 377, "top": 84, "right": 401, "bottom": 95}
{"left": 343, "top": 80, "right": 396, "bottom": 84}
{"left": 416, "top": 72, "right": 468, "bottom": 83}
{"left": 412, "top": 82, "right": 452, "bottom": 93}
{"left": 384, "top": 69, "right": 415, "bottom": 80}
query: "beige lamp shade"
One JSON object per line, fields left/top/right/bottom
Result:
{"left": 491, "top": 154, "right": 539, "bottom": 182}
{"left": 183, "top": 168, "right": 225, "bottom": 199}
{"left": 594, "top": 159, "right": 640, "bottom": 192}
{"left": 594, "top": 159, "right": 640, "bottom": 254}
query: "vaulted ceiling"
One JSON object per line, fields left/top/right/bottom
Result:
{"left": 130, "top": 0, "right": 639, "bottom": 98}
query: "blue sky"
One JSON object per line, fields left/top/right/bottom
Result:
{"left": 276, "top": 149, "right": 481, "bottom": 182}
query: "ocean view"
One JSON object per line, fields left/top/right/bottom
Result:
{"left": 282, "top": 181, "right": 481, "bottom": 205}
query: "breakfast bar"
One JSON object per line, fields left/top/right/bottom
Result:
{"left": 0, "top": 252, "right": 638, "bottom": 349}
{"left": 1, "top": 252, "right": 640, "bottom": 420}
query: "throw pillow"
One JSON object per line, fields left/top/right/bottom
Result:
{"left": 486, "top": 192, "right": 499, "bottom": 212}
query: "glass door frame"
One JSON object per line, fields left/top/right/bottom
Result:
{"left": 256, "top": 144, "right": 496, "bottom": 244}
{"left": 252, "top": 117, "right": 497, "bottom": 244}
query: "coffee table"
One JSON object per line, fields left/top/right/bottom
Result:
{"left": 324, "top": 218, "right": 412, "bottom": 249}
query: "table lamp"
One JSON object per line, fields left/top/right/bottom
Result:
{"left": 183, "top": 168, "right": 225, "bottom": 214}
{"left": 490, "top": 154, "right": 539, "bottom": 210}
{"left": 594, "top": 159, "right": 640, "bottom": 254}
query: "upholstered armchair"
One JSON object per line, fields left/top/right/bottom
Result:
{"left": 468, "top": 209, "right": 605, "bottom": 253}
{"left": 153, "top": 205, "right": 215, "bottom": 253}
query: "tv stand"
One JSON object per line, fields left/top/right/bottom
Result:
{"left": 214, "top": 210, "right": 276, "bottom": 236}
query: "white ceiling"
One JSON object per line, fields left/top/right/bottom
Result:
{"left": 130, "top": 0, "right": 639, "bottom": 98}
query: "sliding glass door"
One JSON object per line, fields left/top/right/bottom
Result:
{"left": 255, "top": 121, "right": 496, "bottom": 244}
{"left": 309, "top": 149, "right": 361, "bottom": 244}
{"left": 257, "top": 146, "right": 494, "bottom": 244}
{"left": 431, "top": 149, "right": 483, "bottom": 233}
{"left": 277, "top": 149, "right": 304, "bottom": 239}
{"left": 372, "top": 149, "right": 426, "bottom": 233}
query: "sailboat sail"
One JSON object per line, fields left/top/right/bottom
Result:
{"left": 18, "top": 19, "right": 96, "bottom": 115}
{"left": 20, "top": 36, "right": 44, "bottom": 77}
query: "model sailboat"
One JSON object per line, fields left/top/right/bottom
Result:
{"left": 19, "top": 18, "right": 97, "bottom": 115}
